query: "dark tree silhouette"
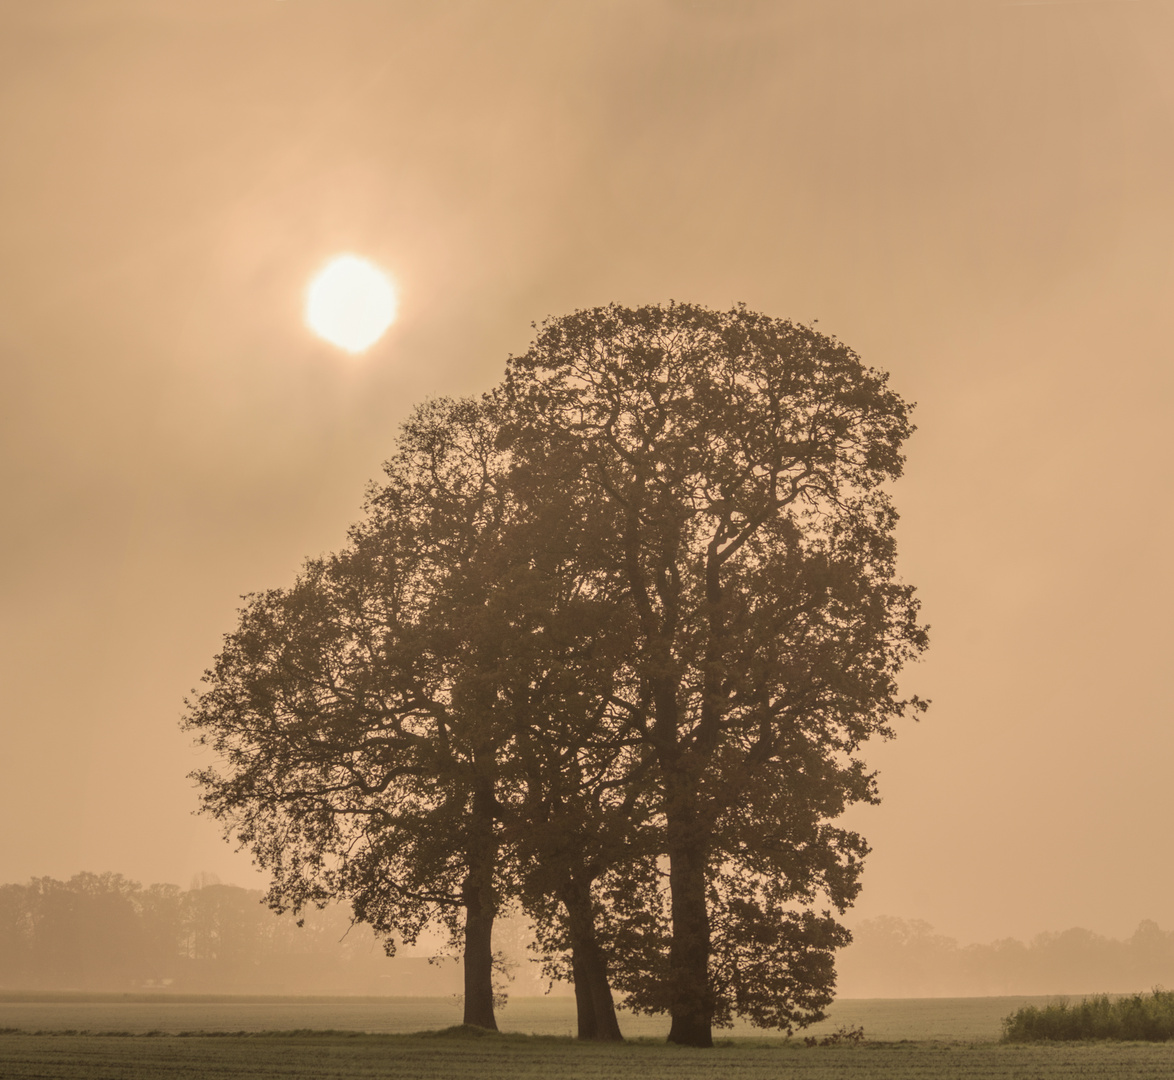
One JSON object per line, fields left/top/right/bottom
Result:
{"left": 185, "top": 302, "right": 925, "bottom": 1045}
{"left": 185, "top": 397, "right": 636, "bottom": 1036}
{"left": 186, "top": 399, "right": 518, "bottom": 1027}
{"left": 501, "top": 302, "right": 928, "bottom": 1046}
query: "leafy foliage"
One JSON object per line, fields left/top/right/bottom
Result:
{"left": 502, "top": 302, "right": 928, "bottom": 1042}
{"left": 184, "top": 396, "right": 639, "bottom": 1034}
{"left": 184, "top": 302, "right": 926, "bottom": 1045}
{"left": 184, "top": 399, "right": 528, "bottom": 1025}
{"left": 1003, "top": 990, "right": 1174, "bottom": 1042}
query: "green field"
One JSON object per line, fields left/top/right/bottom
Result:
{"left": 4, "top": 995, "right": 1173, "bottom": 1079}
{"left": 0, "top": 992, "right": 1056, "bottom": 1041}
{"left": 3, "top": 1030, "right": 1174, "bottom": 1080}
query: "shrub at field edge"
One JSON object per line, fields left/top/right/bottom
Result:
{"left": 1002, "top": 989, "right": 1174, "bottom": 1041}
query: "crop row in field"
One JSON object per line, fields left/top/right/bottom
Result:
{"left": 3, "top": 1031, "right": 1174, "bottom": 1080}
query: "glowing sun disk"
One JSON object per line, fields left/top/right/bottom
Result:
{"left": 305, "top": 255, "right": 397, "bottom": 353}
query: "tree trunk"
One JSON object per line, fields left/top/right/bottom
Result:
{"left": 570, "top": 947, "right": 598, "bottom": 1039}
{"left": 461, "top": 778, "right": 499, "bottom": 1030}
{"left": 462, "top": 885, "right": 497, "bottom": 1029}
{"left": 665, "top": 807, "right": 713, "bottom": 1047}
{"left": 653, "top": 666, "right": 714, "bottom": 1049}
{"left": 562, "top": 874, "right": 623, "bottom": 1042}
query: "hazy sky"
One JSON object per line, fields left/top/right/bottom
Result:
{"left": 2, "top": 0, "right": 1171, "bottom": 948}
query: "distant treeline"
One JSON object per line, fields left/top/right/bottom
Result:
{"left": 0, "top": 873, "right": 542, "bottom": 996}
{"left": 837, "top": 916, "right": 1174, "bottom": 998}
{"left": 4, "top": 876, "right": 1171, "bottom": 998}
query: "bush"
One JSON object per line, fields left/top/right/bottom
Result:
{"left": 1002, "top": 989, "right": 1174, "bottom": 1042}
{"left": 803, "top": 1025, "right": 866, "bottom": 1047}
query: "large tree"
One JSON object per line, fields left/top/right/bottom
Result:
{"left": 185, "top": 396, "right": 636, "bottom": 1036}
{"left": 501, "top": 302, "right": 928, "bottom": 1046}
{"left": 186, "top": 399, "right": 522, "bottom": 1027}
{"left": 187, "top": 303, "right": 925, "bottom": 1046}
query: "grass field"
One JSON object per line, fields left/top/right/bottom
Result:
{"left": 4, "top": 995, "right": 1173, "bottom": 1079}
{"left": 0, "top": 992, "right": 1056, "bottom": 1041}
{"left": 3, "top": 1029, "right": 1174, "bottom": 1080}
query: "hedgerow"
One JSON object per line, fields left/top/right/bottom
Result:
{"left": 1002, "top": 989, "right": 1174, "bottom": 1041}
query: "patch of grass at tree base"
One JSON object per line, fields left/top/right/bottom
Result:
{"left": 418, "top": 1024, "right": 508, "bottom": 1038}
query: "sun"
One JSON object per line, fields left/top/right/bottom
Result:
{"left": 305, "top": 254, "right": 397, "bottom": 353}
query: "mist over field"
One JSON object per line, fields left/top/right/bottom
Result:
{"left": 4, "top": 874, "right": 1172, "bottom": 1001}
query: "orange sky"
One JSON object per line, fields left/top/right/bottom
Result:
{"left": 1, "top": 0, "right": 1171, "bottom": 947}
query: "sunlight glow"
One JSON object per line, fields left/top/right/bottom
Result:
{"left": 305, "top": 255, "right": 397, "bottom": 353}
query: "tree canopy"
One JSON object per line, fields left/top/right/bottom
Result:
{"left": 501, "top": 302, "right": 927, "bottom": 1044}
{"left": 185, "top": 302, "right": 927, "bottom": 1047}
{"left": 186, "top": 396, "right": 637, "bottom": 1033}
